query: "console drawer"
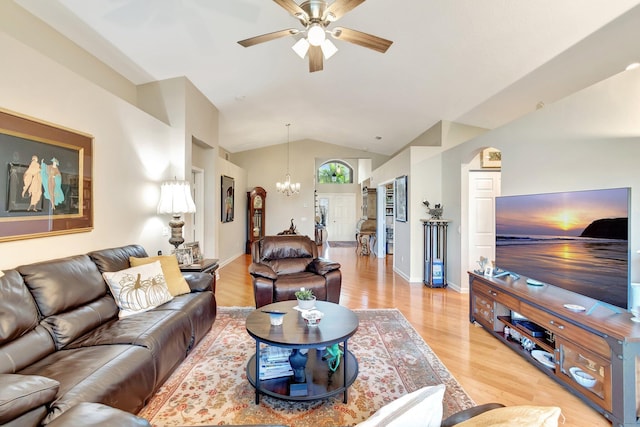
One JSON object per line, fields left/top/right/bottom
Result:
{"left": 519, "top": 305, "right": 610, "bottom": 358}
{"left": 472, "top": 280, "right": 520, "bottom": 312}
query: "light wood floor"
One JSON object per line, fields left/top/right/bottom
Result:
{"left": 216, "top": 245, "right": 610, "bottom": 427}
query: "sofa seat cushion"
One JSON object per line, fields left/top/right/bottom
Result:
{"left": 273, "top": 272, "right": 327, "bottom": 302}
{"left": 0, "top": 374, "right": 59, "bottom": 424}
{"left": 19, "top": 345, "right": 155, "bottom": 424}
{"left": 129, "top": 255, "right": 191, "bottom": 296}
{"left": 66, "top": 309, "right": 192, "bottom": 386}
{"left": 155, "top": 292, "right": 216, "bottom": 347}
{"left": 103, "top": 261, "right": 174, "bottom": 318}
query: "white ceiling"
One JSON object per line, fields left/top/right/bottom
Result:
{"left": 15, "top": 0, "right": 640, "bottom": 155}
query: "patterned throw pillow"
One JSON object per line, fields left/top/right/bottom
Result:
{"left": 103, "top": 261, "right": 173, "bottom": 318}
{"left": 129, "top": 255, "right": 191, "bottom": 296}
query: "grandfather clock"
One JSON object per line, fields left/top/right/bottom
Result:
{"left": 246, "top": 187, "right": 266, "bottom": 254}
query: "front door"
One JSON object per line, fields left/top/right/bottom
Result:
{"left": 318, "top": 193, "right": 357, "bottom": 241}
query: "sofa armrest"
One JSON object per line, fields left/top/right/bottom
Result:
{"left": 249, "top": 263, "right": 277, "bottom": 280}
{"left": 440, "top": 403, "right": 505, "bottom": 427}
{"left": 0, "top": 374, "right": 59, "bottom": 424}
{"left": 308, "top": 258, "right": 341, "bottom": 276}
{"left": 182, "top": 272, "right": 214, "bottom": 292}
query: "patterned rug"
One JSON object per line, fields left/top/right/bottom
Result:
{"left": 138, "top": 307, "right": 474, "bottom": 426}
{"left": 327, "top": 241, "right": 357, "bottom": 248}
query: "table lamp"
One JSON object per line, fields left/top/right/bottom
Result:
{"left": 157, "top": 179, "right": 196, "bottom": 249}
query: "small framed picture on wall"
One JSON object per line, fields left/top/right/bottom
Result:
{"left": 221, "top": 175, "right": 234, "bottom": 223}
{"left": 394, "top": 175, "right": 407, "bottom": 222}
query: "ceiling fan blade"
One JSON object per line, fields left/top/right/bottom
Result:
{"left": 331, "top": 27, "right": 393, "bottom": 53}
{"left": 238, "top": 29, "right": 299, "bottom": 47}
{"left": 273, "top": 0, "right": 309, "bottom": 22}
{"left": 309, "top": 45, "right": 323, "bottom": 72}
{"left": 325, "top": 0, "right": 365, "bottom": 21}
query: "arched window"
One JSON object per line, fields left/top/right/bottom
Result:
{"left": 317, "top": 161, "right": 353, "bottom": 184}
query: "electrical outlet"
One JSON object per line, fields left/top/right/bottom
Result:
{"left": 162, "top": 227, "right": 169, "bottom": 236}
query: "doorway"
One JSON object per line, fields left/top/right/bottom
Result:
{"left": 467, "top": 170, "right": 501, "bottom": 275}
{"left": 317, "top": 193, "right": 357, "bottom": 241}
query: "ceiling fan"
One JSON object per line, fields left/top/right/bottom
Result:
{"left": 238, "top": 0, "right": 393, "bottom": 72}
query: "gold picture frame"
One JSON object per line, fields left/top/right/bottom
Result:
{"left": 0, "top": 108, "right": 93, "bottom": 242}
{"left": 481, "top": 147, "right": 502, "bottom": 168}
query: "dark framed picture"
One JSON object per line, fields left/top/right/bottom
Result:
{"left": 0, "top": 108, "right": 93, "bottom": 242}
{"left": 184, "top": 241, "right": 202, "bottom": 263}
{"left": 221, "top": 175, "right": 234, "bottom": 223}
{"left": 394, "top": 175, "right": 407, "bottom": 222}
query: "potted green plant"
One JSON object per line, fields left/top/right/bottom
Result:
{"left": 295, "top": 287, "right": 316, "bottom": 310}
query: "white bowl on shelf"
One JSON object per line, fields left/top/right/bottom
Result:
{"left": 570, "top": 367, "right": 596, "bottom": 388}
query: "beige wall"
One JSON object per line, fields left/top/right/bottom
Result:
{"left": 231, "top": 139, "right": 389, "bottom": 239}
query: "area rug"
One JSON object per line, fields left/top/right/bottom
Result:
{"left": 327, "top": 241, "right": 357, "bottom": 248}
{"left": 138, "top": 307, "right": 474, "bottom": 426}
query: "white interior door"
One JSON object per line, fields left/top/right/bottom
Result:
{"left": 318, "top": 193, "right": 356, "bottom": 241}
{"left": 468, "top": 171, "right": 501, "bottom": 271}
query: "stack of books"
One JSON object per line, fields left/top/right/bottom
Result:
{"left": 259, "top": 346, "right": 293, "bottom": 380}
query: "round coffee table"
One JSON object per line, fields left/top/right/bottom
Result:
{"left": 245, "top": 300, "right": 359, "bottom": 403}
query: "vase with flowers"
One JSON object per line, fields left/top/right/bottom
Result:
{"left": 295, "top": 287, "right": 316, "bottom": 310}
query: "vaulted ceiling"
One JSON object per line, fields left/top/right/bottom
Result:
{"left": 16, "top": 0, "right": 640, "bottom": 155}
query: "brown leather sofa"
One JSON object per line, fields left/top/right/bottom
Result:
{"left": 249, "top": 235, "right": 341, "bottom": 308}
{"left": 0, "top": 244, "right": 216, "bottom": 426}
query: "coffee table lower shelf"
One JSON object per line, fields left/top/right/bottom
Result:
{"left": 246, "top": 348, "right": 358, "bottom": 402}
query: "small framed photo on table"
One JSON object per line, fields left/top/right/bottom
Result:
{"left": 184, "top": 241, "right": 202, "bottom": 263}
{"left": 173, "top": 247, "right": 193, "bottom": 266}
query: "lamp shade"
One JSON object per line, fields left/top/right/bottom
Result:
{"left": 157, "top": 180, "right": 196, "bottom": 214}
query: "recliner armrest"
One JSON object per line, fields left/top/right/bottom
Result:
{"left": 0, "top": 374, "right": 59, "bottom": 424}
{"left": 307, "top": 258, "right": 341, "bottom": 276}
{"left": 182, "top": 272, "right": 214, "bottom": 292}
{"left": 440, "top": 403, "right": 505, "bottom": 427}
{"left": 249, "top": 263, "right": 278, "bottom": 280}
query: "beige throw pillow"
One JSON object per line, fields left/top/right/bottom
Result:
{"left": 130, "top": 255, "right": 191, "bottom": 296}
{"left": 455, "top": 405, "right": 562, "bottom": 427}
{"left": 103, "top": 261, "right": 173, "bottom": 318}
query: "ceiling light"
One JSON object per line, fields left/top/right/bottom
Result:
{"left": 320, "top": 39, "right": 338, "bottom": 59}
{"left": 276, "top": 124, "right": 300, "bottom": 196}
{"left": 626, "top": 62, "right": 640, "bottom": 71}
{"left": 292, "top": 38, "right": 309, "bottom": 59}
{"left": 307, "top": 24, "right": 326, "bottom": 46}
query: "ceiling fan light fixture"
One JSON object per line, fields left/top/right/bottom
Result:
{"left": 292, "top": 37, "right": 310, "bottom": 58}
{"left": 307, "top": 24, "right": 326, "bottom": 46}
{"left": 321, "top": 38, "right": 338, "bottom": 59}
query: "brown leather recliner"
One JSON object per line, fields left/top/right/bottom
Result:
{"left": 249, "top": 235, "right": 342, "bottom": 308}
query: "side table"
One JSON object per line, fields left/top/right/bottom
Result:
{"left": 180, "top": 258, "right": 219, "bottom": 291}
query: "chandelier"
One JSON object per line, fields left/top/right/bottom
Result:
{"left": 276, "top": 123, "right": 300, "bottom": 196}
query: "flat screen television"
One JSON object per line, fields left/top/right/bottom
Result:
{"left": 495, "top": 187, "right": 630, "bottom": 310}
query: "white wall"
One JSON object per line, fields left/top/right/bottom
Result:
{"left": 217, "top": 159, "right": 247, "bottom": 265}
{"left": 442, "top": 67, "right": 640, "bottom": 290}
{"left": 0, "top": 32, "right": 174, "bottom": 268}
{"left": 232, "top": 139, "right": 389, "bottom": 240}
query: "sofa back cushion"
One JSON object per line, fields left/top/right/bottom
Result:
{"left": 17, "top": 255, "right": 118, "bottom": 350}
{"left": 0, "top": 270, "right": 56, "bottom": 373}
{"left": 88, "top": 244, "right": 148, "bottom": 273}
{"left": 18, "top": 255, "right": 107, "bottom": 317}
{"left": 259, "top": 235, "right": 317, "bottom": 261}
{"left": 0, "top": 270, "right": 39, "bottom": 344}
{"left": 256, "top": 236, "right": 317, "bottom": 274}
